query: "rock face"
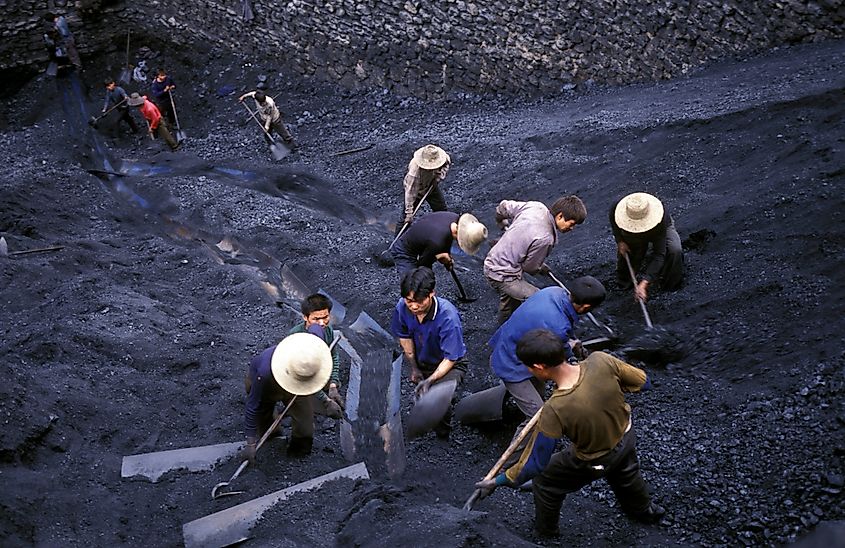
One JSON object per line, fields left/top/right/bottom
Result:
{"left": 2, "top": 1, "right": 844, "bottom": 97}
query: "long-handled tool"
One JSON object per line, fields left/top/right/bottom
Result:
{"left": 463, "top": 407, "right": 543, "bottom": 511}
{"left": 376, "top": 185, "right": 435, "bottom": 267}
{"left": 211, "top": 396, "right": 297, "bottom": 499}
{"left": 623, "top": 253, "right": 653, "bottom": 328}
{"left": 447, "top": 265, "right": 477, "bottom": 303}
{"left": 118, "top": 31, "right": 132, "bottom": 84}
{"left": 241, "top": 102, "right": 289, "bottom": 161}
{"left": 88, "top": 97, "right": 127, "bottom": 127}
{"left": 546, "top": 270, "right": 617, "bottom": 338}
{"left": 168, "top": 91, "right": 187, "bottom": 142}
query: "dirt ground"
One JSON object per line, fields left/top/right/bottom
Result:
{"left": 0, "top": 36, "right": 843, "bottom": 547}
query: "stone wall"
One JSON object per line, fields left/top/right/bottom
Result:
{"left": 3, "top": 0, "right": 844, "bottom": 97}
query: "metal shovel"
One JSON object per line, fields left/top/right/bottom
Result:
{"left": 463, "top": 406, "right": 543, "bottom": 511}
{"left": 210, "top": 396, "right": 297, "bottom": 499}
{"left": 118, "top": 30, "right": 132, "bottom": 84}
{"left": 169, "top": 91, "right": 187, "bottom": 142}
{"left": 447, "top": 265, "right": 477, "bottom": 303}
{"left": 623, "top": 253, "right": 653, "bottom": 328}
{"left": 546, "top": 270, "right": 617, "bottom": 339}
{"left": 241, "top": 101, "right": 290, "bottom": 161}
{"left": 88, "top": 98, "right": 127, "bottom": 127}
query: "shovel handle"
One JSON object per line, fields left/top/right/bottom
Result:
{"left": 464, "top": 406, "right": 543, "bottom": 511}
{"left": 623, "top": 253, "right": 653, "bottom": 328}
{"left": 240, "top": 101, "right": 276, "bottom": 141}
{"left": 168, "top": 91, "right": 182, "bottom": 131}
{"left": 546, "top": 270, "right": 614, "bottom": 337}
{"left": 385, "top": 184, "right": 435, "bottom": 252}
{"left": 447, "top": 266, "right": 472, "bottom": 302}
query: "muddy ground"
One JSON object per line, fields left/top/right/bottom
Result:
{"left": 0, "top": 36, "right": 843, "bottom": 547}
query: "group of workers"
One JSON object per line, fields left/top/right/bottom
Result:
{"left": 250, "top": 144, "right": 683, "bottom": 537}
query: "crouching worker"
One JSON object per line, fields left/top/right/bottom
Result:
{"left": 127, "top": 92, "right": 179, "bottom": 151}
{"left": 390, "top": 267, "right": 468, "bottom": 439}
{"left": 476, "top": 329, "right": 665, "bottom": 538}
{"left": 610, "top": 192, "right": 684, "bottom": 301}
{"left": 288, "top": 293, "right": 345, "bottom": 419}
{"left": 243, "top": 331, "right": 332, "bottom": 461}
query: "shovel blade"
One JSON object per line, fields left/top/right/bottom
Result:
{"left": 407, "top": 379, "right": 457, "bottom": 439}
{"left": 176, "top": 130, "right": 187, "bottom": 143}
{"left": 454, "top": 383, "right": 507, "bottom": 424}
{"left": 121, "top": 441, "right": 244, "bottom": 483}
{"left": 270, "top": 141, "right": 290, "bottom": 160}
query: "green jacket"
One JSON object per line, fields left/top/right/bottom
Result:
{"left": 288, "top": 321, "right": 340, "bottom": 387}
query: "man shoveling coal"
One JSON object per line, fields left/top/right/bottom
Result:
{"left": 390, "top": 267, "right": 468, "bottom": 439}
{"left": 127, "top": 92, "right": 180, "bottom": 151}
{"left": 475, "top": 329, "right": 665, "bottom": 538}
{"left": 390, "top": 211, "right": 488, "bottom": 276}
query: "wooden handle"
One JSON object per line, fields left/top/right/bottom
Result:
{"left": 623, "top": 253, "right": 653, "bottom": 328}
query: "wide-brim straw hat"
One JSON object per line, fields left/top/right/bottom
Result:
{"left": 614, "top": 192, "right": 664, "bottom": 233}
{"left": 127, "top": 92, "right": 145, "bottom": 107}
{"left": 270, "top": 332, "right": 333, "bottom": 395}
{"left": 456, "top": 213, "right": 488, "bottom": 255}
{"left": 413, "top": 144, "right": 449, "bottom": 170}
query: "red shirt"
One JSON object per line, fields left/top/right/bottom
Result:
{"left": 138, "top": 96, "right": 162, "bottom": 130}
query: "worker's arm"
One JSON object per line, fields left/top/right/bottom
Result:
{"left": 238, "top": 91, "right": 256, "bottom": 102}
{"left": 494, "top": 200, "right": 522, "bottom": 230}
{"left": 398, "top": 338, "right": 423, "bottom": 382}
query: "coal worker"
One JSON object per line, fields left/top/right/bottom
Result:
{"left": 610, "top": 192, "right": 684, "bottom": 302}
{"left": 43, "top": 29, "right": 73, "bottom": 75}
{"left": 392, "top": 211, "right": 488, "bottom": 276}
{"left": 287, "top": 294, "right": 345, "bottom": 419}
{"left": 44, "top": 12, "right": 81, "bottom": 68}
{"left": 396, "top": 145, "right": 452, "bottom": 236}
{"left": 102, "top": 79, "right": 139, "bottom": 134}
{"left": 238, "top": 90, "right": 296, "bottom": 149}
{"left": 243, "top": 332, "right": 332, "bottom": 460}
{"left": 489, "top": 277, "right": 605, "bottom": 460}
{"left": 476, "top": 329, "right": 665, "bottom": 537}
{"left": 390, "top": 267, "right": 468, "bottom": 438}
{"left": 484, "top": 196, "right": 587, "bottom": 323}
{"left": 149, "top": 68, "right": 176, "bottom": 126}
{"left": 127, "top": 92, "right": 180, "bottom": 151}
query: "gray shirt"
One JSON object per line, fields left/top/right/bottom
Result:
{"left": 483, "top": 200, "right": 557, "bottom": 282}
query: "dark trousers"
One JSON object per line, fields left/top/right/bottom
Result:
{"left": 244, "top": 372, "right": 314, "bottom": 442}
{"left": 266, "top": 118, "right": 294, "bottom": 144}
{"left": 117, "top": 107, "right": 138, "bottom": 133}
{"left": 616, "top": 221, "right": 684, "bottom": 290}
{"left": 153, "top": 123, "right": 179, "bottom": 150}
{"left": 532, "top": 427, "right": 652, "bottom": 536}
{"left": 153, "top": 97, "right": 176, "bottom": 127}
{"left": 391, "top": 239, "right": 422, "bottom": 278}
{"left": 395, "top": 185, "right": 448, "bottom": 236}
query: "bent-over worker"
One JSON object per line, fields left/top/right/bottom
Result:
{"left": 243, "top": 331, "right": 332, "bottom": 461}
{"left": 476, "top": 329, "right": 665, "bottom": 537}
{"left": 396, "top": 145, "right": 452, "bottom": 235}
{"left": 102, "top": 79, "right": 138, "bottom": 134}
{"left": 127, "top": 92, "right": 179, "bottom": 151}
{"left": 391, "top": 211, "right": 488, "bottom": 277}
{"left": 610, "top": 192, "right": 684, "bottom": 302}
{"left": 238, "top": 90, "right": 296, "bottom": 149}
{"left": 484, "top": 195, "right": 587, "bottom": 323}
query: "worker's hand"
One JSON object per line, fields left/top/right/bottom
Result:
{"left": 537, "top": 263, "right": 551, "bottom": 275}
{"left": 617, "top": 241, "right": 630, "bottom": 257}
{"left": 328, "top": 385, "right": 345, "bottom": 409}
{"left": 403, "top": 213, "right": 415, "bottom": 226}
{"left": 437, "top": 254, "right": 453, "bottom": 271}
{"left": 240, "top": 437, "right": 257, "bottom": 464}
{"left": 322, "top": 398, "right": 343, "bottom": 419}
{"left": 409, "top": 362, "right": 423, "bottom": 384}
{"left": 414, "top": 377, "right": 433, "bottom": 398}
{"left": 569, "top": 339, "right": 588, "bottom": 360}
{"left": 475, "top": 478, "right": 498, "bottom": 500}
{"left": 238, "top": 94, "right": 246, "bottom": 102}
{"left": 635, "top": 280, "right": 649, "bottom": 302}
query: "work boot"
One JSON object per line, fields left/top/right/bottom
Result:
{"left": 286, "top": 436, "right": 313, "bottom": 458}
{"left": 627, "top": 502, "right": 666, "bottom": 524}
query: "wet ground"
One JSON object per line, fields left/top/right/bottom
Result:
{"left": 0, "top": 37, "right": 844, "bottom": 547}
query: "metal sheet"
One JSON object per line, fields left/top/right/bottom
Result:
{"left": 454, "top": 383, "right": 508, "bottom": 424}
{"left": 121, "top": 441, "right": 244, "bottom": 483}
{"left": 182, "top": 462, "right": 369, "bottom": 548}
{"left": 406, "top": 379, "right": 457, "bottom": 439}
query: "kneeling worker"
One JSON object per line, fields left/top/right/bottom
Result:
{"left": 243, "top": 331, "right": 332, "bottom": 460}
{"left": 476, "top": 329, "right": 665, "bottom": 537}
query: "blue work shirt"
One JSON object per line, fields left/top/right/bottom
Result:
{"left": 489, "top": 287, "right": 579, "bottom": 383}
{"left": 391, "top": 296, "right": 467, "bottom": 368}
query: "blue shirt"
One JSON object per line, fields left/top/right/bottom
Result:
{"left": 488, "top": 287, "right": 578, "bottom": 383}
{"left": 244, "top": 346, "right": 280, "bottom": 435}
{"left": 391, "top": 296, "right": 466, "bottom": 368}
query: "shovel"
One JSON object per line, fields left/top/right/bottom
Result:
{"left": 454, "top": 383, "right": 507, "bottom": 424}
{"left": 118, "top": 30, "right": 132, "bottom": 84}
{"left": 241, "top": 101, "right": 290, "bottom": 161}
{"left": 169, "top": 91, "right": 187, "bottom": 142}
{"left": 376, "top": 184, "right": 435, "bottom": 267}
{"left": 463, "top": 406, "right": 543, "bottom": 511}
{"left": 447, "top": 265, "right": 477, "bottom": 303}
{"left": 623, "top": 253, "right": 652, "bottom": 328}
{"left": 211, "top": 396, "right": 298, "bottom": 499}
{"left": 88, "top": 98, "right": 127, "bottom": 128}
{"left": 406, "top": 379, "right": 458, "bottom": 439}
